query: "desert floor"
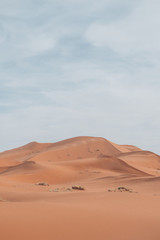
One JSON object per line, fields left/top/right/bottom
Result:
{"left": 0, "top": 136, "right": 160, "bottom": 240}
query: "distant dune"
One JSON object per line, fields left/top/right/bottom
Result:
{"left": 0, "top": 136, "right": 160, "bottom": 240}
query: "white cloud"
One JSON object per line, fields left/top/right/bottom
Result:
{"left": 0, "top": 0, "right": 160, "bottom": 154}
{"left": 85, "top": 0, "right": 160, "bottom": 55}
{"left": 0, "top": 20, "right": 56, "bottom": 61}
{"left": 19, "top": 33, "right": 56, "bottom": 56}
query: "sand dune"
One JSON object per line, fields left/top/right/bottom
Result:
{"left": 108, "top": 140, "right": 142, "bottom": 153}
{"left": 118, "top": 151, "right": 160, "bottom": 175}
{"left": 0, "top": 136, "right": 160, "bottom": 240}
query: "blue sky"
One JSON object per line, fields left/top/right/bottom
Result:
{"left": 0, "top": 0, "right": 160, "bottom": 154}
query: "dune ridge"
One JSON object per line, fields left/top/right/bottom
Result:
{"left": 0, "top": 136, "right": 159, "bottom": 184}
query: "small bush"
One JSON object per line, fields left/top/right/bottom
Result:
{"left": 35, "top": 182, "right": 49, "bottom": 186}
{"left": 72, "top": 185, "right": 85, "bottom": 191}
{"left": 49, "top": 188, "right": 59, "bottom": 192}
{"left": 108, "top": 186, "right": 133, "bottom": 193}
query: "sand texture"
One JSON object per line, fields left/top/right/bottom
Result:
{"left": 0, "top": 136, "right": 160, "bottom": 240}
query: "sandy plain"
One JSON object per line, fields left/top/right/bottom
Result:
{"left": 0, "top": 136, "right": 160, "bottom": 240}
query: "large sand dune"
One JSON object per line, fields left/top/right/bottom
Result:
{"left": 0, "top": 136, "right": 160, "bottom": 240}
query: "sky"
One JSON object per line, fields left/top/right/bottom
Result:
{"left": 0, "top": 0, "right": 160, "bottom": 154}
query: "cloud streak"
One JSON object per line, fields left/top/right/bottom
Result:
{"left": 85, "top": 0, "right": 160, "bottom": 55}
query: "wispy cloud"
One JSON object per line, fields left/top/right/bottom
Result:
{"left": 85, "top": 0, "right": 160, "bottom": 55}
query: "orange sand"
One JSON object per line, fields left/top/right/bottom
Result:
{"left": 0, "top": 136, "right": 160, "bottom": 240}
